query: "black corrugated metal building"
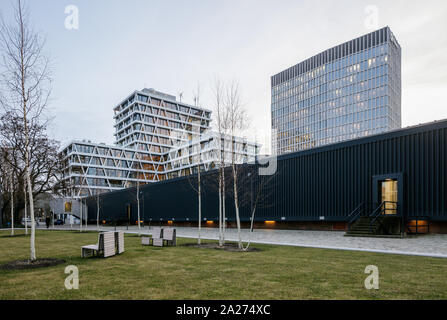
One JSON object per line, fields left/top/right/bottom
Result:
{"left": 86, "top": 119, "right": 447, "bottom": 233}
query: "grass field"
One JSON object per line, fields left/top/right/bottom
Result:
{"left": 0, "top": 229, "right": 446, "bottom": 300}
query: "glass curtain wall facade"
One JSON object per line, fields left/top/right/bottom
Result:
{"left": 271, "top": 27, "right": 401, "bottom": 155}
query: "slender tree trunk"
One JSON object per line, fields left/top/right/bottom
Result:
{"left": 198, "top": 164, "right": 201, "bottom": 245}
{"left": 137, "top": 184, "right": 141, "bottom": 236}
{"left": 218, "top": 168, "right": 223, "bottom": 246}
{"left": 222, "top": 167, "right": 226, "bottom": 245}
{"left": 96, "top": 196, "right": 100, "bottom": 231}
{"left": 25, "top": 149, "right": 36, "bottom": 260}
{"left": 249, "top": 204, "right": 257, "bottom": 233}
{"left": 24, "top": 183, "right": 28, "bottom": 235}
{"left": 241, "top": 205, "right": 258, "bottom": 252}
{"left": 136, "top": 152, "right": 141, "bottom": 236}
{"left": 10, "top": 174, "right": 14, "bottom": 236}
{"left": 231, "top": 137, "right": 242, "bottom": 249}
{"left": 17, "top": 0, "right": 36, "bottom": 260}
{"left": 137, "top": 196, "right": 141, "bottom": 235}
{"left": 232, "top": 163, "right": 242, "bottom": 249}
{"left": 80, "top": 199, "right": 83, "bottom": 232}
{"left": 69, "top": 199, "right": 72, "bottom": 230}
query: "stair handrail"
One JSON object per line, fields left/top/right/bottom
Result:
{"left": 369, "top": 201, "right": 397, "bottom": 233}
{"left": 347, "top": 202, "right": 365, "bottom": 231}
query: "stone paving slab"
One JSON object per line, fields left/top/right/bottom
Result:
{"left": 29, "top": 225, "right": 447, "bottom": 258}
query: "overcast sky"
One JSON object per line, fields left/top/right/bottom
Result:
{"left": 1, "top": 0, "right": 447, "bottom": 152}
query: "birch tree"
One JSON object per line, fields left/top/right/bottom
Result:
{"left": 238, "top": 163, "right": 277, "bottom": 251}
{"left": 225, "top": 80, "right": 248, "bottom": 250}
{"left": 185, "top": 136, "right": 204, "bottom": 245}
{"left": 0, "top": 0, "right": 52, "bottom": 260}
{"left": 187, "top": 83, "right": 204, "bottom": 245}
{"left": 96, "top": 194, "right": 100, "bottom": 231}
{"left": 79, "top": 198, "right": 83, "bottom": 232}
{"left": 211, "top": 77, "right": 229, "bottom": 247}
{"left": 135, "top": 152, "right": 142, "bottom": 236}
{"left": 23, "top": 176, "right": 27, "bottom": 234}
{"left": 9, "top": 161, "right": 14, "bottom": 236}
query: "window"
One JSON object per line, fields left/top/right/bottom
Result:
{"left": 64, "top": 202, "right": 72, "bottom": 213}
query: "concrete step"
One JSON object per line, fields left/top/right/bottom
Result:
{"left": 344, "top": 233, "right": 403, "bottom": 239}
{"left": 352, "top": 225, "right": 378, "bottom": 230}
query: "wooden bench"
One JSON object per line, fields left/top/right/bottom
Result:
{"left": 141, "top": 228, "right": 162, "bottom": 246}
{"left": 163, "top": 228, "right": 176, "bottom": 246}
{"left": 81, "top": 232, "right": 116, "bottom": 258}
{"left": 115, "top": 231, "right": 125, "bottom": 254}
{"left": 141, "top": 236, "right": 151, "bottom": 246}
{"left": 152, "top": 227, "right": 164, "bottom": 247}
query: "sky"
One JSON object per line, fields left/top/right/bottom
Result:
{"left": 1, "top": 0, "right": 447, "bottom": 153}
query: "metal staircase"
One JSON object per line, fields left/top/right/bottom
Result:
{"left": 345, "top": 201, "right": 403, "bottom": 237}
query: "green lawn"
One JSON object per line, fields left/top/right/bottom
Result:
{"left": 0, "top": 229, "right": 446, "bottom": 299}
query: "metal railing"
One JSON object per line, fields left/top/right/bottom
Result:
{"left": 347, "top": 202, "right": 365, "bottom": 231}
{"left": 369, "top": 201, "right": 398, "bottom": 233}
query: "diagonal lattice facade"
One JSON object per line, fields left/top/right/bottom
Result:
{"left": 59, "top": 88, "right": 259, "bottom": 198}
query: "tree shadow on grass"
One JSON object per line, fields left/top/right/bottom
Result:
{"left": 0, "top": 258, "right": 66, "bottom": 270}
{"left": 182, "top": 242, "right": 262, "bottom": 252}
{"left": 0, "top": 233, "right": 30, "bottom": 238}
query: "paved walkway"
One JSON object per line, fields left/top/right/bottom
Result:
{"left": 34, "top": 224, "right": 447, "bottom": 259}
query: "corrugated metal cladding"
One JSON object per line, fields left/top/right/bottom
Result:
{"left": 86, "top": 120, "right": 447, "bottom": 223}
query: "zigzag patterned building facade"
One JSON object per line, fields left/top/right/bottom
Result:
{"left": 59, "top": 88, "right": 259, "bottom": 198}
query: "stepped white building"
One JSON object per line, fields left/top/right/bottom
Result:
{"left": 59, "top": 88, "right": 259, "bottom": 198}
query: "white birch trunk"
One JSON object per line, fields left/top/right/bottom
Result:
{"left": 18, "top": 2, "right": 37, "bottom": 260}
{"left": 198, "top": 164, "right": 201, "bottom": 245}
{"left": 25, "top": 154, "right": 36, "bottom": 260}
{"left": 24, "top": 183, "right": 28, "bottom": 235}
{"left": 96, "top": 196, "right": 100, "bottom": 231}
{"left": 222, "top": 167, "right": 226, "bottom": 245}
{"left": 218, "top": 169, "right": 223, "bottom": 247}
{"left": 69, "top": 200, "right": 72, "bottom": 230}
{"left": 137, "top": 184, "right": 141, "bottom": 236}
{"left": 10, "top": 174, "right": 14, "bottom": 236}
{"left": 80, "top": 199, "right": 83, "bottom": 232}
{"left": 232, "top": 164, "right": 242, "bottom": 249}
{"left": 231, "top": 135, "right": 242, "bottom": 249}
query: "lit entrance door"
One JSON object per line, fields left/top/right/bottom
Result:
{"left": 380, "top": 179, "right": 398, "bottom": 215}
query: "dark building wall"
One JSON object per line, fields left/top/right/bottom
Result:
{"left": 0, "top": 189, "right": 2, "bottom": 227}
{"left": 86, "top": 120, "right": 447, "bottom": 225}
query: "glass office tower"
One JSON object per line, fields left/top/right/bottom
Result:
{"left": 271, "top": 26, "right": 401, "bottom": 155}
